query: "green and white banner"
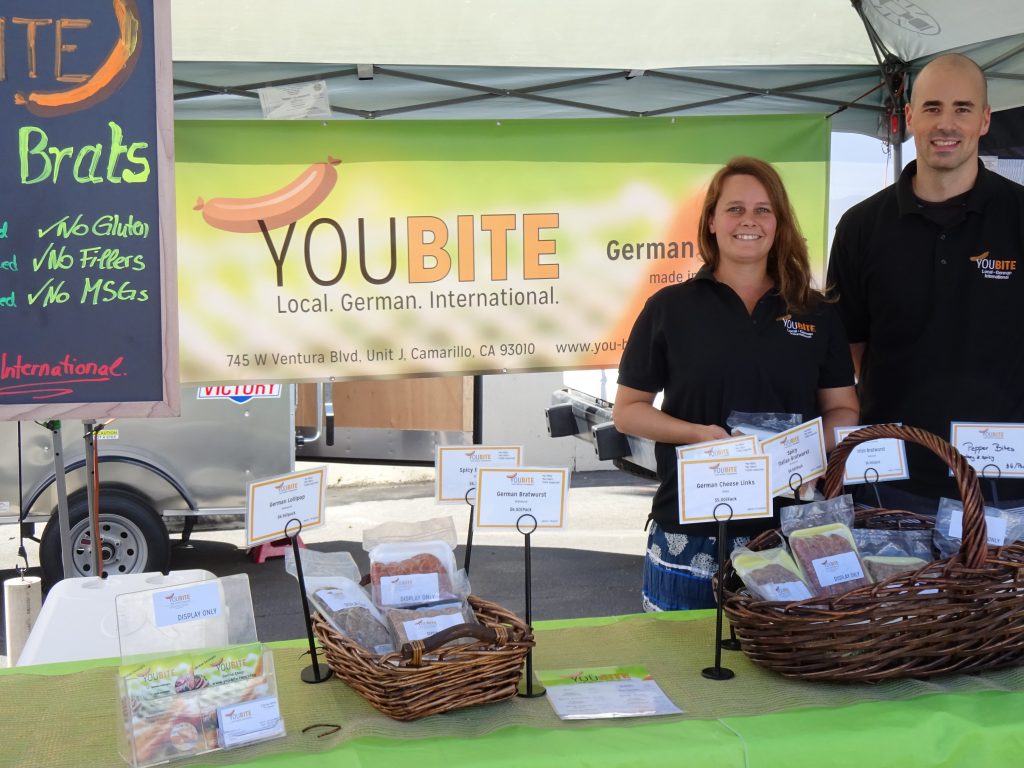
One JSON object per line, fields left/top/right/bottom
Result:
{"left": 174, "top": 115, "right": 828, "bottom": 382}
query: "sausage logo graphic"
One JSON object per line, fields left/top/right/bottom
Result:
{"left": 14, "top": 0, "right": 141, "bottom": 117}
{"left": 195, "top": 157, "right": 341, "bottom": 233}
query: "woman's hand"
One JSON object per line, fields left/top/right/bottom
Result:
{"left": 612, "top": 386, "right": 731, "bottom": 446}
{"left": 695, "top": 424, "right": 731, "bottom": 443}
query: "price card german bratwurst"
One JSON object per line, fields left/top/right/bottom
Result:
{"left": 476, "top": 467, "right": 568, "bottom": 528}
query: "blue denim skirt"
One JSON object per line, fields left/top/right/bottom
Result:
{"left": 642, "top": 520, "right": 750, "bottom": 612}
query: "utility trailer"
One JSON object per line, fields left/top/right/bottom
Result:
{"left": 0, "top": 382, "right": 321, "bottom": 584}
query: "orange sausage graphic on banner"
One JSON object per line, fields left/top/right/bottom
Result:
{"left": 14, "top": 0, "right": 141, "bottom": 117}
{"left": 195, "top": 157, "right": 341, "bottom": 233}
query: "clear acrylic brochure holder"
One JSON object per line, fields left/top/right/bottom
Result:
{"left": 113, "top": 574, "right": 285, "bottom": 767}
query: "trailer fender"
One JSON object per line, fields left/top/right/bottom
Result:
{"left": 20, "top": 455, "right": 199, "bottom": 522}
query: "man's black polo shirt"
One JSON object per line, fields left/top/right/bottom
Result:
{"left": 617, "top": 266, "right": 854, "bottom": 535}
{"left": 828, "top": 160, "right": 1024, "bottom": 500}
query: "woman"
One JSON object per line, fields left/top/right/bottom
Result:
{"left": 612, "top": 156, "right": 858, "bottom": 611}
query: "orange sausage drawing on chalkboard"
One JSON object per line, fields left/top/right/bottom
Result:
{"left": 195, "top": 157, "right": 342, "bottom": 233}
{"left": 14, "top": 0, "right": 141, "bottom": 118}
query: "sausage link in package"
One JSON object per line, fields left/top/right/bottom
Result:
{"left": 362, "top": 517, "right": 471, "bottom": 609}
{"left": 933, "top": 497, "right": 1024, "bottom": 559}
{"left": 781, "top": 496, "right": 870, "bottom": 598}
{"left": 852, "top": 528, "right": 933, "bottom": 582}
{"left": 787, "top": 524, "right": 871, "bottom": 598}
{"left": 731, "top": 546, "right": 814, "bottom": 602}
{"left": 309, "top": 580, "right": 395, "bottom": 656}
{"left": 384, "top": 600, "right": 479, "bottom": 650}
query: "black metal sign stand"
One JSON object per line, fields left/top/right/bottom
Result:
{"left": 702, "top": 503, "right": 735, "bottom": 681}
{"left": 861, "top": 467, "right": 883, "bottom": 508}
{"left": 285, "top": 518, "right": 333, "bottom": 684}
{"left": 981, "top": 464, "right": 1001, "bottom": 506}
{"left": 463, "top": 486, "right": 476, "bottom": 574}
{"left": 515, "top": 513, "right": 546, "bottom": 698}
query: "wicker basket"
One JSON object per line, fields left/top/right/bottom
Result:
{"left": 722, "top": 424, "right": 1024, "bottom": 682}
{"left": 312, "top": 594, "right": 534, "bottom": 720}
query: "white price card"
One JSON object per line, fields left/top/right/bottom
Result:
{"left": 677, "top": 456, "right": 771, "bottom": 524}
{"left": 950, "top": 423, "right": 1024, "bottom": 478}
{"left": 436, "top": 445, "right": 523, "bottom": 503}
{"left": 677, "top": 434, "right": 760, "bottom": 461}
{"left": 835, "top": 425, "right": 909, "bottom": 485}
{"left": 246, "top": 466, "right": 326, "bottom": 546}
{"left": 760, "top": 417, "right": 827, "bottom": 496}
{"left": 152, "top": 581, "right": 222, "bottom": 628}
{"left": 475, "top": 467, "right": 568, "bottom": 528}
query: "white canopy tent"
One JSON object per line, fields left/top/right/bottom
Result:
{"left": 169, "top": 0, "right": 1024, "bottom": 144}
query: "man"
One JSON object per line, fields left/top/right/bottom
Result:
{"left": 828, "top": 53, "right": 1024, "bottom": 513}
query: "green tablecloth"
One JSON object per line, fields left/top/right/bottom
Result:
{"left": 3, "top": 610, "right": 1023, "bottom": 768}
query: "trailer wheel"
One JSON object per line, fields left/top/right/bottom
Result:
{"left": 40, "top": 490, "right": 170, "bottom": 586}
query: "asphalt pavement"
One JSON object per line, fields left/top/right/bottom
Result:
{"left": 0, "top": 467, "right": 656, "bottom": 662}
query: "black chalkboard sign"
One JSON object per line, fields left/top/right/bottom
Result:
{"left": 0, "top": 0, "right": 178, "bottom": 419}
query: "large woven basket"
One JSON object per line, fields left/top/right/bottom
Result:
{"left": 312, "top": 594, "right": 534, "bottom": 720}
{"left": 722, "top": 424, "right": 1024, "bottom": 682}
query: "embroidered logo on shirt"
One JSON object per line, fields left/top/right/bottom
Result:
{"left": 776, "top": 314, "right": 816, "bottom": 339}
{"left": 970, "top": 251, "right": 1016, "bottom": 280}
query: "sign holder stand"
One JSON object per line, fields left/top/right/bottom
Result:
{"left": 463, "top": 487, "right": 476, "bottom": 574}
{"left": 702, "top": 503, "right": 736, "bottom": 680}
{"left": 515, "top": 513, "right": 546, "bottom": 699}
{"left": 980, "top": 464, "right": 1001, "bottom": 505}
{"left": 860, "top": 467, "right": 883, "bottom": 508}
{"left": 284, "top": 519, "right": 332, "bottom": 684}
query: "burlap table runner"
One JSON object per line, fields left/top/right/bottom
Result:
{"left": 2, "top": 612, "right": 1022, "bottom": 767}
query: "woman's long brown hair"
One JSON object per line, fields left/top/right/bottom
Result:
{"left": 697, "top": 156, "right": 820, "bottom": 314}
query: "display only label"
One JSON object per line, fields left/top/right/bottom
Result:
{"left": 947, "top": 508, "right": 1010, "bottom": 546}
{"left": 379, "top": 573, "right": 441, "bottom": 606}
{"left": 402, "top": 612, "right": 464, "bottom": 642}
{"left": 950, "top": 422, "right": 1024, "bottom": 479}
{"left": 152, "top": 581, "right": 222, "bottom": 628}
{"left": 764, "top": 581, "right": 813, "bottom": 601}
{"left": 435, "top": 445, "right": 523, "bottom": 503}
{"left": 810, "top": 551, "right": 865, "bottom": 587}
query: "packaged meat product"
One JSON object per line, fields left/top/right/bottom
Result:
{"left": 310, "top": 582, "right": 395, "bottom": 654}
{"left": 731, "top": 546, "right": 813, "bottom": 602}
{"left": 852, "top": 528, "right": 934, "bottom": 562}
{"left": 780, "top": 494, "right": 855, "bottom": 535}
{"left": 788, "top": 522, "right": 871, "bottom": 598}
{"left": 384, "top": 601, "right": 478, "bottom": 649}
{"left": 862, "top": 555, "right": 930, "bottom": 582}
{"left": 933, "top": 497, "right": 1024, "bottom": 558}
{"left": 369, "top": 540, "right": 460, "bottom": 608}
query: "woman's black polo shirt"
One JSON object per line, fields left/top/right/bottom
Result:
{"left": 617, "top": 265, "right": 854, "bottom": 535}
